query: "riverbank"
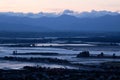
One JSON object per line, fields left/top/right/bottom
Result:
{"left": 0, "top": 62, "right": 120, "bottom": 80}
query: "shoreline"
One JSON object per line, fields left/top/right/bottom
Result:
{"left": 0, "top": 63, "right": 120, "bottom": 80}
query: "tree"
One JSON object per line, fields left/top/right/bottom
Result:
{"left": 77, "top": 51, "right": 90, "bottom": 57}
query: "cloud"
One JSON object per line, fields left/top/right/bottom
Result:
{"left": 0, "top": 10, "right": 119, "bottom": 18}
{"left": 76, "top": 10, "right": 119, "bottom": 18}
{"left": 62, "top": 10, "right": 74, "bottom": 14}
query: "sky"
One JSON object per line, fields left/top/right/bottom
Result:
{"left": 0, "top": 0, "right": 120, "bottom": 13}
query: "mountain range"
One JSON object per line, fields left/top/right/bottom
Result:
{"left": 0, "top": 10, "right": 120, "bottom": 32}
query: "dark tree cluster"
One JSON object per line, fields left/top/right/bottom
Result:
{"left": 0, "top": 66, "right": 120, "bottom": 80}
{"left": 77, "top": 51, "right": 90, "bottom": 57}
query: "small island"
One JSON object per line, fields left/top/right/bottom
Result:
{"left": 0, "top": 56, "right": 70, "bottom": 65}
{"left": 76, "top": 51, "right": 120, "bottom": 59}
{"left": 12, "top": 51, "right": 59, "bottom": 56}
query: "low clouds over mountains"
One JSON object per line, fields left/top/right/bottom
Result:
{"left": 0, "top": 10, "right": 120, "bottom": 32}
{"left": 0, "top": 10, "right": 119, "bottom": 18}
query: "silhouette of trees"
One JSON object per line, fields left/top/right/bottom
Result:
{"left": 77, "top": 51, "right": 90, "bottom": 57}
{"left": 97, "top": 52, "right": 104, "bottom": 57}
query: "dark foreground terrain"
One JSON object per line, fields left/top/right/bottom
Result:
{"left": 0, "top": 62, "right": 120, "bottom": 80}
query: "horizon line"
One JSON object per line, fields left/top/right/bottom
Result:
{"left": 0, "top": 9, "right": 120, "bottom": 14}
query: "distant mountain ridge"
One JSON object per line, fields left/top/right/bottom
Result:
{"left": 0, "top": 10, "right": 120, "bottom": 32}
{"left": 0, "top": 10, "right": 119, "bottom": 18}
